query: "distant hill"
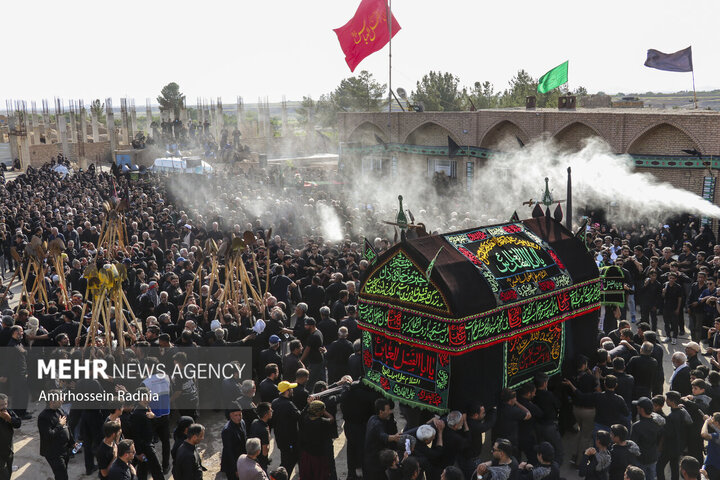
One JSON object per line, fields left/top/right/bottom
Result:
{"left": 613, "top": 90, "right": 720, "bottom": 110}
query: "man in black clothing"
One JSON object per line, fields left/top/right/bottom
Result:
{"left": 258, "top": 336, "right": 283, "bottom": 377}
{"left": 331, "top": 290, "right": 350, "bottom": 323}
{"left": 364, "top": 398, "right": 401, "bottom": 480}
{"left": 317, "top": 306, "right": 338, "bottom": 346}
{"left": 0, "top": 393, "right": 20, "bottom": 480}
{"left": 249, "top": 402, "right": 272, "bottom": 471}
{"left": 630, "top": 397, "right": 662, "bottom": 480}
{"left": 608, "top": 424, "right": 640, "bottom": 480}
{"left": 340, "top": 381, "right": 377, "bottom": 480}
{"left": 96, "top": 420, "right": 122, "bottom": 480}
{"left": 492, "top": 388, "right": 531, "bottom": 453}
{"left": 688, "top": 272, "right": 709, "bottom": 342}
{"left": 258, "top": 364, "right": 280, "bottom": 403}
{"left": 532, "top": 373, "right": 563, "bottom": 466}
{"left": 38, "top": 391, "right": 75, "bottom": 480}
{"left": 271, "top": 381, "right": 301, "bottom": 476}
{"left": 670, "top": 352, "right": 691, "bottom": 397}
{"left": 291, "top": 370, "right": 310, "bottom": 412}
{"left": 302, "top": 276, "right": 325, "bottom": 321}
{"left": 326, "top": 326, "right": 354, "bottom": 384}
{"left": 300, "top": 318, "right": 325, "bottom": 389}
{"left": 657, "top": 391, "right": 692, "bottom": 480}
{"left": 108, "top": 440, "right": 137, "bottom": 480}
{"left": 128, "top": 388, "right": 164, "bottom": 480}
{"left": 517, "top": 383, "right": 543, "bottom": 462}
{"left": 348, "top": 339, "right": 363, "bottom": 380}
{"left": 627, "top": 342, "right": 658, "bottom": 401}
{"left": 662, "top": 273, "right": 684, "bottom": 344}
{"left": 339, "top": 306, "right": 360, "bottom": 342}
{"left": 220, "top": 404, "right": 246, "bottom": 480}
{"left": 564, "top": 375, "right": 630, "bottom": 431}
{"left": 458, "top": 403, "right": 496, "bottom": 478}
{"left": 611, "top": 357, "right": 634, "bottom": 413}
{"left": 638, "top": 270, "right": 662, "bottom": 330}
{"left": 172, "top": 423, "right": 205, "bottom": 480}
{"left": 644, "top": 332, "right": 665, "bottom": 396}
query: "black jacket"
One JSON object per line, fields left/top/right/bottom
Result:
{"left": 258, "top": 377, "right": 279, "bottom": 403}
{"left": 108, "top": 459, "right": 138, "bottom": 480}
{"left": 630, "top": 416, "right": 663, "bottom": 464}
{"left": 608, "top": 442, "right": 640, "bottom": 480}
{"left": 37, "top": 407, "right": 73, "bottom": 458}
{"left": 574, "top": 390, "right": 629, "bottom": 429}
{"left": 670, "top": 365, "right": 692, "bottom": 397}
{"left": 533, "top": 389, "right": 560, "bottom": 427}
{"left": 258, "top": 348, "right": 283, "bottom": 377}
{"left": 172, "top": 441, "right": 204, "bottom": 480}
{"left": 0, "top": 409, "right": 21, "bottom": 457}
{"left": 326, "top": 338, "right": 354, "bottom": 383}
{"left": 662, "top": 407, "right": 691, "bottom": 454}
{"left": 128, "top": 406, "right": 154, "bottom": 453}
{"left": 626, "top": 355, "right": 657, "bottom": 398}
{"left": 271, "top": 395, "right": 301, "bottom": 448}
{"left": 220, "top": 420, "right": 246, "bottom": 475}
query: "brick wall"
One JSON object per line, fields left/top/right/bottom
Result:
{"left": 28, "top": 141, "right": 111, "bottom": 167}
{"left": 340, "top": 109, "right": 720, "bottom": 155}
{"left": 339, "top": 109, "right": 720, "bottom": 213}
{"left": 553, "top": 122, "right": 601, "bottom": 152}
{"left": 480, "top": 121, "right": 528, "bottom": 149}
{"left": 627, "top": 123, "right": 698, "bottom": 155}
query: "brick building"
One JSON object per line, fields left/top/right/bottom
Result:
{"left": 337, "top": 108, "right": 720, "bottom": 215}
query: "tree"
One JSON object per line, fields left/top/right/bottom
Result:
{"left": 295, "top": 96, "right": 318, "bottom": 128}
{"left": 295, "top": 95, "right": 337, "bottom": 130}
{"left": 498, "top": 69, "right": 536, "bottom": 107}
{"left": 157, "top": 82, "right": 185, "bottom": 120}
{"left": 465, "top": 81, "right": 499, "bottom": 109}
{"left": 90, "top": 99, "right": 105, "bottom": 121}
{"left": 574, "top": 86, "right": 588, "bottom": 96}
{"left": 411, "top": 71, "right": 464, "bottom": 111}
{"left": 331, "top": 70, "right": 386, "bottom": 112}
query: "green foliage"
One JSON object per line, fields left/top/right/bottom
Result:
{"left": 411, "top": 71, "right": 464, "bottom": 111}
{"left": 295, "top": 95, "right": 337, "bottom": 130}
{"left": 157, "top": 82, "right": 185, "bottom": 120}
{"left": 90, "top": 99, "right": 105, "bottom": 121}
{"left": 495, "top": 69, "right": 572, "bottom": 108}
{"left": 331, "top": 71, "right": 386, "bottom": 112}
{"left": 302, "top": 72, "right": 384, "bottom": 130}
{"left": 465, "top": 81, "right": 499, "bottom": 109}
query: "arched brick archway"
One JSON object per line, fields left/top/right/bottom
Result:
{"left": 626, "top": 122, "right": 701, "bottom": 155}
{"left": 480, "top": 120, "right": 529, "bottom": 150}
{"left": 347, "top": 121, "right": 388, "bottom": 144}
{"left": 404, "top": 121, "right": 460, "bottom": 146}
{"left": 552, "top": 122, "right": 604, "bottom": 152}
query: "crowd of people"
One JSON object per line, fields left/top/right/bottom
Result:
{"left": 0, "top": 161, "right": 718, "bottom": 480}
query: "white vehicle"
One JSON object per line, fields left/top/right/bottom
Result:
{"left": 149, "top": 157, "right": 214, "bottom": 174}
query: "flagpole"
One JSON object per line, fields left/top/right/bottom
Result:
{"left": 387, "top": 0, "right": 392, "bottom": 139}
{"left": 692, "top": 69, "right": 698, "bottom": 109}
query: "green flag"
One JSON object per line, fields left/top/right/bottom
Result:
{"left": 425, "top": 247, "right": 443, "bottom": 281}
{"left": 537, "top": 61, "right": 568, "bottom": 94}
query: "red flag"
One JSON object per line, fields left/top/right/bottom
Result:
{"left": 333, "top": 0, "right": 401, "bottom": 72}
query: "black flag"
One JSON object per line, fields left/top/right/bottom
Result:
{"left": 375, "top": 134, "right": 388, "bottom": 150}
{"left": 448, "top": 136, "right": 460, "bottom": 157}
{"left": 644, "top": 46, "right": 693, "bottom": 72}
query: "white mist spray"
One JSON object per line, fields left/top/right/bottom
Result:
{"left": 474, "top": 137, "right": 720, "bottom": 226}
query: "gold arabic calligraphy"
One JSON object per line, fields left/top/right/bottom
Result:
{"left": 351, "top": 9, "right": 386, "bottom": 45}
